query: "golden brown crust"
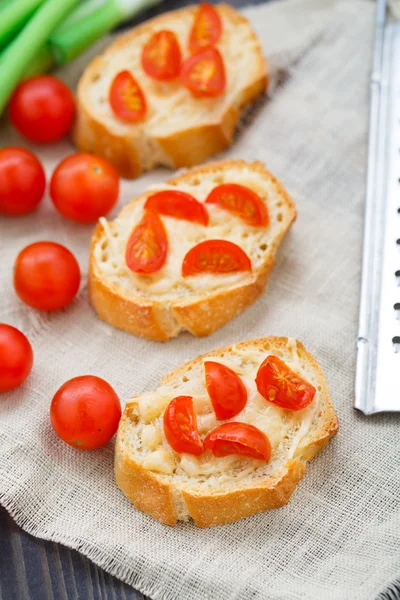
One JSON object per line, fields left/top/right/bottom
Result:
{"left": 73, "top": 4, "right": 268, "bottom": 179}
{"left": 114, "top": 337, "right": 339, "bottom": 527}
{"left": 88, "top": 160, "right": 296, "bottom": 341}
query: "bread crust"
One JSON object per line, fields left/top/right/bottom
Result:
{"left": 88, "top": 160, "right": 297, "bottom": 341}
{"left": 114, "top": 337, "right": 339, "bottom": 527}
{"left": 73, "top": 4, "right": 268, "bottom": 179}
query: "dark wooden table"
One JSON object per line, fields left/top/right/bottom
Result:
{"left": 0, "top": 1, "right": 267, "bottom": 599}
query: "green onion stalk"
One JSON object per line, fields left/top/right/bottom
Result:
{"left": 0, "top": 0, "right": 46, "bottom": 50}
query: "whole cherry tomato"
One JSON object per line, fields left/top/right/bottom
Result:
{"left": 0, "top": 324, "right": 33, "bottom": 392}
{"left": 14, "top": 241, "right": 81, "bottom": 311}
{"left": 0, "top": 147, "right": 45, "bottom": 216}
{"left": 50, "top": 375, "right": 121, "bottom": 450}
{"left": 204, "top": 422, "right": 271, "bottom": 461}
{"left": 9, "top": 76, "right": 75, "bottom": 143}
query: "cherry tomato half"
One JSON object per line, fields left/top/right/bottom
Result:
{"left": 109, "top": 71, "right": 147, "bottom": 122}
{"left": 255, "top": 355, "right": 316, "bottom": 411}
{"left": 180, "top": 47, "right": 226, "bottom": 97}
{"left": 163, "top": 395, "right": 203, "bottom": 455}
{"left": 206, "top": 183, "right": 269, "bottom": 227}
{"left": 125, "top": 210, "right": 168, "bottom": 274}
{"left": 14, "top": 242, "right": 81, "bottom": 311}
{"left": 0, "top": 324, "right": 33, "bottom": 392}
{"left": 204, "top": 361, "right": 247, "bottom": 419}
{"left": 182, "top": 239, "right": 251, "bottom": 276}
{"left": 142, "top": 30, "right": 182, "bottom": 81}
{"left": 188, "top": 3, "right": 222, "bottom": 54}
{"left": 0, "top": 147, "right": 46, "bottom": 216}
{"left": 204, "top": 422, "right": 271, "bottom": 461}
{"left": 145, "top": 190, "right": 209, "bottom": 225}
{"left": 50, "top": 375, "right": 121, "bottom": 450}
{"left": 50, "top": 153, "right": 119, "bottom": 223}
{"left": 9, "top": 76, "right": 75, "bottom": 144}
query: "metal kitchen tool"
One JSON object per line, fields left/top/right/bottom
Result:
{"left": 355, "top": 0, "right": 400, "bottom": 413}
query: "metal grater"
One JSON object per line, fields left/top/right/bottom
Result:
{"left": 356, "top": 0, "right": 400, "bottom": 413}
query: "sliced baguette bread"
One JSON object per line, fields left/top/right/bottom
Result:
{"left": 115, "top": 336, "right": 339, "bottom": 527}
{"left": 74, "top": 4, "right": 267, "bottom": 178}
{"left": 89, "top": 159, "right": 296, "bottom": 341}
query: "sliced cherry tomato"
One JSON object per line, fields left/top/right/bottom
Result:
{"left": 204, "top": 361, "right": 247, "bottom": 419}
{"left": 204, "top": 422, "right": 271, "bottom": 461}
{"left": 180, "top": 47, "right": 226, "bottom": 97}
{"left": 109, "top": 70, "right": 147, "bottom": 122}
{"left": 142, "top": 30, "right": 181, "bottom": 81}
{"left": 9, "top": 75, "right": 75, "bottom": 143}
{"left": 188, "top": 3, "right": 222, "bottom": 54}
{"left": 0, "top": 147, "right": 45, "bottom": 216}
{"left": 50, "top": 375, "right": 121, "bottom": 450}
{"left": 50, "top": 153, "right": 119, "bottom": 223}
{"left": 125, "top": 210, "right": 168, "bottom": 274}
{"left": 163, "top": 395, "right": 203, "bottom": 455}
{"left": 182, "top": 239, "right": 251, "bottom": 276}
{"left": 255, "top": 355, "right": 316, "bottom": 411}
{"left": 0, "top": 324, "right": 33, "bottom": 392}
{"left": 14, "top": 242, "right": 81, "bottom": 311}
{"left": 206, "top": 183, "right": 269, "bottom": 227}
{"left": 144, "top": 190, "right": 209, "bottom": 225}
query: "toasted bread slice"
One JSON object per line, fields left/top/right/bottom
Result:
{"left": 115, "top": 337, "right": 338, "bottom": 527}
{"left": 74, "top": 4, "right": 267, "bottom": 178}
{"left": 89, "top": 159, "right": 296, "bottom": 341}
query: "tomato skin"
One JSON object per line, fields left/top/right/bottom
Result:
{"left": 109, "top": 71, "right": 147, "bottom": 122}
{"left": 9, "top": 76, "right": 75, "bottom": 143}
{"left": 0, "top": 147, "right": 45, "bottom": 216}
{"left": 180, "top": 47, "right": 226, "bottom": 97}
{"left": 145, "top": 190, "right": 209, "bottom": 225}
{"left": 189, "top": 3, "right": 222, "bottom": 54}
{"left": 182, "top": 239, "right": 252, "bottom": 276}
{"left": 125, "top": 210, "right": 168, "bottom": 274}
{"left": 0, "top": 324, "right": 33, "bottom": 392}
{"left": 204, "top": 361, "right": 247, "bottom": 419}
{"left": 142, "top": 30, "right": 182, "bottom": 81}
{"left": 50, "top": 376, "right": 121, "bottom": 450}
{"left": 14, "top": 242, "right": 81, "bottom": 311}
{"left": 50, "top": 153, "right": 119, "bottom": 223}
{"left": 204, "top": 422, "right": 271, "bottom": 461}
{"left": 256, "top": 355, "right": 316, "bottom": 411}
{"left": 206, "top": 183, "right": 269, "bottom": 227}
{"left": 163, "top": 395, "right": 204, "bottom": 455}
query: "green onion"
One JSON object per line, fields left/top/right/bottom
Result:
{"left": 0, "top": 0, "right": 46, "bottom": 50}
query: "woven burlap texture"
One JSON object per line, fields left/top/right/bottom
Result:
{"left": 1, "top": 1, "right": 397, "bottom": 599}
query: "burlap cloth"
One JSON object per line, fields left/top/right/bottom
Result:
{"left": 2, "top": 0, "right": 400, "bottom": 598}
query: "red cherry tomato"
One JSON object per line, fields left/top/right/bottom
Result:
{"left": 163, "top": 395, "right": 203, "bottom": 455}
{"left": 0, "top": 147, "right": 45, "bottom": 216}
{"left": 145, "top": 190, "right": 209, "bottom": 225}
{"left": 125, "top": 210, "right": 168, "bottom": 274}
{"left": 14, "top": 242, "right": 81, "bottom": 311}
{"left": 204, "top": 422, "right": 271, "bottom": 461}
{"left": 206, "top": 183, "right": 269, "bottom": 227}
{"left": 142, "top": 30, "right": 182, "bottom": 81}
{"left": 9, "top": 76, "right": 75, "bottom": 144}
{"left": 0, "top": 324, "right": 33, "bottom": 392}
{"left": 109, "top": 71, "right": 147, "bottom": 122}
{"left": 204, "top": 361, "right": 247, "bottom": 419}
{"left": 50, "top": 153, "right": 119, "bottom": 223}
{"left": 180, "top": 47, "right": 226, "bottom": 97}
{"left": 188, "top": 3, "right": 222, "bottom": 54}
{"left": 255, "top": 355, "right": 316, "bottom": 411}
{"left": 182, "top": 239, "right": 251, "bottom": 276}
{"left": 50, "top": 375, "right": 121, "bottom": 450}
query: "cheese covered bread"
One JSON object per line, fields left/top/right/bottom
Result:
{"left": 115, "top": 337, "right": 338, "bottom": 527}
{"left": 74, "top": 4, "right": 267, "bottom": 178}
{"left": 89, "top": 160, "right": 296, "bottom": 341}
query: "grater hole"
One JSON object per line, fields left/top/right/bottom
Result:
{"left": 396, "top": 270, "right": 400, "bottom": 284}
{"left": 393, "top": 337, "right": 400, "bottom": 352}
{"left": 398, "top": 208, "right": 400, "bottom": 213}
{"left": 397, "top": 239, "right": 400, "bottom": 245}
{"left": 395, "top": 303, "right": 400, "bottom": 318}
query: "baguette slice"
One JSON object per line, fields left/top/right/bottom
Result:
{"left": 115, "top": 337, "right": 338, "bottom": 527}
{"left": 74, "top": 4, "right": 267, "bottom": 178}
{"left": 89, "top": 159, "right": 296, "bottom": 341}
